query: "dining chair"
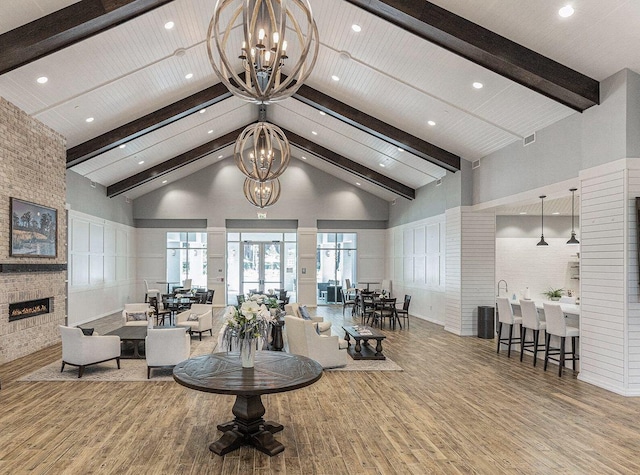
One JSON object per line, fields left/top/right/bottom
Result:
{"left": 340, "top": 288, "right": 356, "bottom": 317}
{"left": 149, "top": 296, "right": 172, "bottom": 326}
{"left": 373, "top": 297, "right": 398, "bottom": 329}
{"left": 395, "top": 295, "right": 411, "bottom": 328}
{"left": 144, "top": 279, "right": 161, "bottom": 303}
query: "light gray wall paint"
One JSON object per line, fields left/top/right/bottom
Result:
{"left": 388, "top": 159, "right": 471, "bottom": 227}
{"left": 66, "top": 170, "right": 135, "bottom": 226}
{"left": 627, "top": 70, "right": 640, "bottom": 157}
{"left": 133, "top": 158, "right": 389, "bottom": 227}
{"left": 473, "top": 69, "right": 633, "bottom": 205}
{"left": 496, "top": 215, "right": 577, "bottom": 239}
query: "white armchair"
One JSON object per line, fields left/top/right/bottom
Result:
{"left": 176, "top": 304, "right": 213, "bottom": 340}
{"left": 122, "top": 303, "right": 153, "bottom": 326}
{"left": 285, "top": 303, "right": 331, "bottom": 336}
{"left": 59, "top": 325, "right": 121, "bottom": 378}
{"left": 146, "top": 327, "right": 191, "bottom": 378}
{"left": 284, "top": 316, "right": 347, "bottom": 369}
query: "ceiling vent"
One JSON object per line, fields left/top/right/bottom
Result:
{"left": 391, "top": 199, "right": 397, "bottom": 206}
{"left": 90, "top": 181, "right": 96, "bottom": 188}
{"left": 472, "top": 160, "right": 480, "bottom": 169}
{"left": 436, "top": 178, "right": 443, "bottom": 186}
{"left": 523, "top": 132, "right": 536, "bottom": 146}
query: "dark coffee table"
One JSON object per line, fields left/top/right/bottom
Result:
{"left": 105, "top": 326, "right": 148, "bottom": 358}
{"left": 173, "top": 352, "right": 322, "bottom": 456}
{"left": 342, "top": 325, "right": 387, "bottom": 360}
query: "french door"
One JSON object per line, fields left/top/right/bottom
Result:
{"left": 240, "top": 241, "right": 282, "bottom": 294}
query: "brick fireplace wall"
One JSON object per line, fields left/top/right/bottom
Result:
{"left": 0, "top": 97, "right": 67, "bottom": 364}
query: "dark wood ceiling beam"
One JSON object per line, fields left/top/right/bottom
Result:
{"left": 344, "top": 0, "right": 599, "bottom": 112}
{"left": 67, "top": 83, "right": 233, "bottom": 168}
{"left": 0, "top": 0, "right": 175, "bottom": 76}
{"left": 282, "top": 128, "right": 415, "bottom": 200}
{"left": 106, "top": 127, "right": 243, "bottom": 197}
{"left": 294, "top": 84, "right": 460, "bottom": 172}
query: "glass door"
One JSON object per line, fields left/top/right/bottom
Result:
{"left": 240, "top": 241, "right": 282, "bottom": 294}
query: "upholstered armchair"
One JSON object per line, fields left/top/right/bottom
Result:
{"left": 145, "top": 327, "right": 190, "bottom": 378}
{"left": 284, "top": 303, "right": 331, "bottom": 336}
{"left": 176, "top": 304, "right": 213, "bottom": 340}
{"left": 59, "top": 326, "right": 121, "bottom": 378}
{"left": 284, "top": 316, "right": 347, "bottom": 369}
{"left": 122, "top": 303, "right": 153, "bottom": 326}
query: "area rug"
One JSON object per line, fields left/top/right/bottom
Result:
{"left": 19, "top": 338, "right": 218, "bottom": 383}
{"left": 325, "top": 356, "right": 402, "bottom": 372}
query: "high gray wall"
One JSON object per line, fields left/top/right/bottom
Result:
{"left": 133, "top": 158, "right": 389, "bottom": 227}
{"left": 472, "top": 69, "right": 636, "bottom": 205}
{"left": 388, "top": 159, "right": 472, "bottom": 227}
{"left": 66, "top": 170, "right": 134, "bottom": 226}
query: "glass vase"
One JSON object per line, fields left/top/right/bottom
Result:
{"left": 240, "top": 340, "right": 255, "bottom": 368}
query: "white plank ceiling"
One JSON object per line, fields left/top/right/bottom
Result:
{"left": 0, "top": 0, "right": 638, "bottom": 202}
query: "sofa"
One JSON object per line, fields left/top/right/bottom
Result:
{"left": 284, "top": 303, "right": 332, "bottom": 336}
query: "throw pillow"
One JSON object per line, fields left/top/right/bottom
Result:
{"left": 80, "top": 327, "right": 94, "bottom": 336}
{"left": 187, "top": 313, "right": 200, "bottom": 321}
{"left": 299, "top": 305, "right": 312, "bottom": 320}
{"left": 126, "top": 312, "right": 147, "bottom": 322}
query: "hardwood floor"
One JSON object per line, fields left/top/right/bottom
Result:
{"left": 1, "top": 306, "right": 639, "bottom": 474}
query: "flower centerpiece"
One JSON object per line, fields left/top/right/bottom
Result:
{"left": 221, "top": 301, "right": 274, "bottom": 368}
{"left": 248, "top": 293, "right": 281, "bottom": 315}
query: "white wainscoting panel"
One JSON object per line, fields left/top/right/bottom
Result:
{"left": 68, "top": 210, "right": 136, "bottom": 326}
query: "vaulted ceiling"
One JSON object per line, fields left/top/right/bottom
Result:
{"left": 1, "top": 1, "right": 638, "bottom": 203}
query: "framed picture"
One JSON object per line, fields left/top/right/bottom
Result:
{"left": 10, "top": 198, "right": 58, "bottom": 258}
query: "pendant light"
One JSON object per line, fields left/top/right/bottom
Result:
{"left": 537, "top": 195, "right": 548, "bottom": 246}
{"left": 567, "top": 188, "right": 580, "bottom": 245}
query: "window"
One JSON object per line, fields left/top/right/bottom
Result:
{"left": 316, "top": 233, "right": 357, "bottom": 304}
{"left": 166, "top": 232, "right": 207, "bottom": 291}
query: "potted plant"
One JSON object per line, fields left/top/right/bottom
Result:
{"left": 543, "top": 288, "right": 564, "bottom": 301}
{"left": 221, "top": 301, "right": 274, "bottom": 367}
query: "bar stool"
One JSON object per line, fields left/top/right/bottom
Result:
{"left": 543, "top": 303, "right": 579, "bottom": 377}
{"left": 496, "top": 297, "right": 522, "bottom": 357}
{"left": 519, "top": 300, "right": 546, "bottom": 366}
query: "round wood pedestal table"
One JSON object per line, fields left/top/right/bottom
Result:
{"left": 173, "top": 352, "right": 322, "bottom": 456}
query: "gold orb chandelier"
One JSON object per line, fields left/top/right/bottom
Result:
{"left": 234, "top": 120, "right": 290, "bottom": 181}
{"left": 243, "top": 177, "right": 281, "bottom": 208}
{"left": 208, "top": 0, "right": 319, "bottom": 103}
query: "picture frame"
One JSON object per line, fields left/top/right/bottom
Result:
{"left": 10, "top": 198, "right": 58, "bottom": 258}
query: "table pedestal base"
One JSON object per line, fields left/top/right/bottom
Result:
{"left": 209, "top": 394, "right": 285, "bottom": 456}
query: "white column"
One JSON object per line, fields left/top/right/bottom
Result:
{"left": 578, "top": 158, "right": 640, "bottom": 396}
{"left": 207, "top": 227, "right": 226, "bottom": 307}
{"left": 297, "top": 227, "right": 317, "bottom": 306}
{"left": 445, "top": 207, "right": 496, "bottom": 336}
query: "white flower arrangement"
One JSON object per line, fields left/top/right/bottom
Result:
{"left": 221, "top": 301, "right": 274, "bottom": 351}
{"left": 248, "top": 293, "right": 280, "bottom": 309}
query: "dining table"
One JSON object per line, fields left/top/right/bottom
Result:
{"left": 156, "top": 280, "right": 179, "bottom": 294}
{"left": 357, "top": 281, "right": 380, "bottom": 291}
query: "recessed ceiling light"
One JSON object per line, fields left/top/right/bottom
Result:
{"left": 218, "top": 155, "right": 223, "bottom": 159}
{"left": 352, "top": 24, "right": 361, "bottom": 33}
{"left": 319, "top": 111, "right": 326, "bottom": 116}
{"left": 138, "top": 160, "right": 144, "bottom": 165}
{"left": 85, "top": 117, "right": 94, "bottom": 123}
{"left": 380, "top": 163, "right": 386, "bottom": 168}
{"left": 301, "top": 156, "right": 307, "bottom": 160}
{"left": 355, "top": 182, "right": 361, "bottom": 186}
{"left": 552, "top": 212, "right": 560, "bottom": 215}
{"left": 208, "top": 130, "right": 214, "bottom": 134}
{"left": 312, "top": 131, "right": 318, "bottom": 135}
{"left": 164, "top": 21, "right": 175, "bottom": 30}
{"left": 199, "top": 109, "right": 206, "bottom": 114}
{"left": 331, "top": 75, "right": 340, "bottom": 81}
{"left": 558, "top": 5, "right": 574, "bottom": 18}
{"left": 427, "top": 120, "right": 436, "bottom": 126}
{"left": 473, "top": 82, "right": 484, "bottom": 89}
{"left": 119, "top": 144, "right": 126, "bottom": 149}
{"left": 519, "top": 212, "right": 527, "bottom": 215}
{"left": 36, "top": 76, "right": 48, "bottom": 84}
{"left": 397, "top": 147, "right": 404, "bottom": 152}
{"left": 162, "top": 180, "right": 168, "bottom": 184}
{"left": 185, "top": 73, "right": 193, "bottom": 79}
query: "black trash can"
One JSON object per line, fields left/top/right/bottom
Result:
{"left": 477, "top": 306, "right": 495, "bottom": 339}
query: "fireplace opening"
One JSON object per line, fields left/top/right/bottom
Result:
{"left": 9, "top": 298, "right": 52, "bottom": 322}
